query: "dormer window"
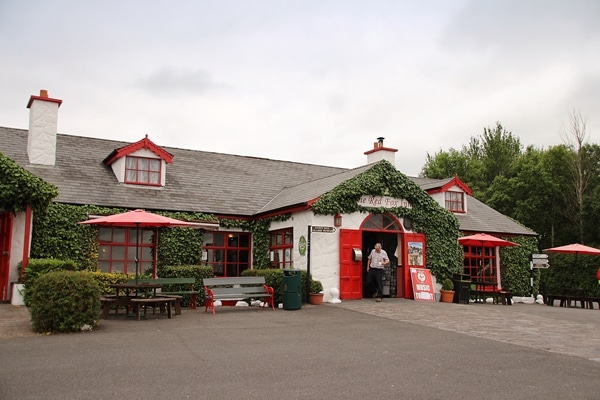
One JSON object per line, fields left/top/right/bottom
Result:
{"left": 125, "top": 156, "right": 161, "bottom": 185}
{"left": 103, "top": 135, "right": 173, "bottom": 187}
{"left": 445, "top": 191, "right": 464, "bottom": 212}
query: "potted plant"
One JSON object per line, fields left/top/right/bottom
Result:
{"left": 440, "top": 278, "right": 455, "bottom": 303}
{"left": 309, "top": 280, "right": 324, "bottom": 305}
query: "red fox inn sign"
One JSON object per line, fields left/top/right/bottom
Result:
{"left": 358, "top": 195, "right": 412, "bottom": 209}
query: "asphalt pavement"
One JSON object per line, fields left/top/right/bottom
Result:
{"left": 1, "top": 299, "right": 599, "bottom": 400}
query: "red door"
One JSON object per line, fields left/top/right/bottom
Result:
{"left": 339, "top": 229, "right": 362, "bottom": 299}
{"left": 0, "top": 213, "right": 12, "bottom": 301}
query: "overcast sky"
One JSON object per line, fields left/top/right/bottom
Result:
{"left": 1, "top": 0, "right": 599, "bottom": 176}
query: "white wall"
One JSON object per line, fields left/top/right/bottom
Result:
{"left": 270, "top": 210, "right": 373, "bottom": 301}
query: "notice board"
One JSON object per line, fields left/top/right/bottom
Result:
{"left": 409, "top": 267, "right": 435, "bottom": 302}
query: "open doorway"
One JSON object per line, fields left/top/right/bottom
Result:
{"left": 362, "top": 231, "right": 399, "bottom": 298}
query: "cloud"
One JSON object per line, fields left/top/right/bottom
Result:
{"left": 133, "top": 67, "right": 223, "bottom": 96}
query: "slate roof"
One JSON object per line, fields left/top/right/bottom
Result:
{"left": 0, "top": 127, "right": 345, "bottom": 216}
{"left": 0, "top": 126, "right": 537, "bottom": 236}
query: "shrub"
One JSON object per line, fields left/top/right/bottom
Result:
{"left": 310, "top": 279, "right": 323, "bottom": 293}
{"left": 87, "top": 271, "right": 129, "bottom": 295}
{"left": 441, "top": 278, "right": 454, "bottom": 291}
{"left": 29, "top": 271, "right": 101, "bottom": 333}
{"left": 23, "top": 258, "right": 79, "bottom": 306}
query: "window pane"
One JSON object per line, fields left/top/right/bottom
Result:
{"left": 99, "top": 228, "right": 112, "bottom": 242}
{"left": 113, "top": 246, "right": 126, "bottom": 260}
{"left": 239, "top": 235, "right": 249, "bottom": 247}
{"left": 213, "top": 234, "right": 224, "bottom": 247}
{"left": 113, "top": 228, "right": 126, "bottom": 243}
{"left": 149, "top": 159, "right": 160, "bottom": 171}
{"left": 126, "top": 157, "right": 137, "bottom": 168}
{"left": 149, "top": 172, "right": 160, "bottom": 184}
{"left": 142, "top": 229, "right": 154, "bottom": 244}
{"left": 138, "top": 158, "right": 149, "bottom": 170}
{"left": 98, "top": 245, "right": 110, "bottom": 260}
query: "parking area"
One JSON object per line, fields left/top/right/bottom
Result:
{"left": 1, "top": 300, "right": 599, "bottom": 399}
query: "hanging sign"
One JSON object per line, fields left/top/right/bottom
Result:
{"left": 311, "top": 226, "right": 336, "bottom": 233}
{"left": 410, "top": 268, "right": 435, "bottom": 302}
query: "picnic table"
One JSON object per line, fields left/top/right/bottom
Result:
{"left": 101, "top": 283, "right": 175, "bottom": 320}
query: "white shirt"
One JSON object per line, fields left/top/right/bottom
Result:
{"left": 368, "top": 249, "right": 389, "bottom": 269}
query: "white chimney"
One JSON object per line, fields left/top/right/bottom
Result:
{"left": 364, "top": 137, "right": 397, "bottom": 166}
{"left": 26, "top": 89, "right": 63, "bottom": 165}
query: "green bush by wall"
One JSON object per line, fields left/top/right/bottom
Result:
{"left": 29, "top": 271, "right": 101, "bottom": 333}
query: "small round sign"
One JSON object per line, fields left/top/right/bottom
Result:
{"left": 298, "top": 236, "right": 307, "bottom": 256}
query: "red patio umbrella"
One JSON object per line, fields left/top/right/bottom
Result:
{"left": 543, "top": 243, "right": 600, "bottom": 285}
{"left": 79, "top": 209, "right": 200, "bottom": 283}
{"left": 458, "top": 233, "right": 519, "bottom": 278}
{"left": 543, "top": 243, "right": 600, "bottom": 256}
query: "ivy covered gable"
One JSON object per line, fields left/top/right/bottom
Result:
{"left": 0, "top": 152, "right": 58, "bottom": 213}
{"left": 312, "top": 160, "right": 464, "bottom": 280}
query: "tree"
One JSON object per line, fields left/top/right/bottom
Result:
{"left": 561, "top": 110, "right": 594, "bottom": 244}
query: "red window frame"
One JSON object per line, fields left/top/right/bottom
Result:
{"left": 203, "top": 232, "right": 251, "bottom": 277}
{"left": 125, "top": 156, "right": 162, "bottom": 186}
{"left": 269, "top": 228, "right": 293, "bottom": 269}
{"left": 97, "top": 227, "right": 156, "bottom": 276}
{"left": 445, "top": 191, "right": 464, "bottom": 212}
{"left": 462, "top": 245, "right": 497, "bottom": 284}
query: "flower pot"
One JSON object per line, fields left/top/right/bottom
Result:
{"left": 309, "top": 293, "right": 324, "bottom": 305}
{"left": 440, "top": 289, "right": 455, "bottom": 303}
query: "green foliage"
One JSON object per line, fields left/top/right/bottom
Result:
{"left": 499, "top": 236, "right": 539, "bottom": 296}
{"left": 86, "top": 271, "right": 129, "bottom": 295}
{"left": 441, "top": 278, "right": 454, "bottom": 291}
{"left": 23, "top": 258, "right": 79, "bottom": 306}
{"left": 312, "top": 160, "right": 463, "bottom": 282}
{"left": 156, "top": 211, "right": 216, "bottom": 267}
{"left": 310, "top": 279, "right": 323, "bottom": 293}
{"left": 32, "top": 203, "right": 126, "bottom": 270}
{"left": 29, "top": 271, "right": 101, "bottom": 333}
{"left": 540, "top": 251, "right": 600, "bottom": 297}
{"left": 159, "top": 265, "right": 214, "bottom": 306}
{"left": 0, "top": 152, "right": 58, "bottom": 213}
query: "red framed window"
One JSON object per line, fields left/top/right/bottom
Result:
{"left": 125, "top": 156, "right": 161, "bottom": 186}
{"left": 269, "top": 228, "right": 293, "bottom": 269}
{"left": 445, "top": 191, "right": 464, "bottom": 212}
{"left": 462, "top": 245, "right": 497, "bottom": 283}
{"left": 97, "top": 227, "right": 155, "bottom": 275}
{"left": 203, "top": 232, "right": 251, "bottom": 277}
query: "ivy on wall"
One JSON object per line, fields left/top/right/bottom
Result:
{"left": 0, "top": 152, "right": 58, "bottom": 213}
{"left": 311, "top": 160, "right": 464, "bottom": 282}
{"left": 30, "top": 202, "right": 288, "bottom": 272}
{"left": 32, "top": 204, "right": 216, "bottom": 271}
{"left": 498, "top": 235, "right": 539, "bottom": 296}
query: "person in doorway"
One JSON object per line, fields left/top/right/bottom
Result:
{"left": 367, "top": 243, "right": 390, "bottom": 302}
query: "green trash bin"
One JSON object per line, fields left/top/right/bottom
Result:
{"left": 282, "top": 269, "right": 302, "bottom": 310}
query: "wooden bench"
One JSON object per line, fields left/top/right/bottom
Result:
{"left": 546, "top": 293, "right": 586, "bottom": 308}
{"left": 130, "top": 297, "right": 176, "bottom": 320}
{"left": 203, "top": 277, "right": 275, "bottom": 315}
{"left": 131, "top": 278, "right": 200, "bottom": 311}
{"left": 100, "top": 296, "right": 117, "bottom": 319}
